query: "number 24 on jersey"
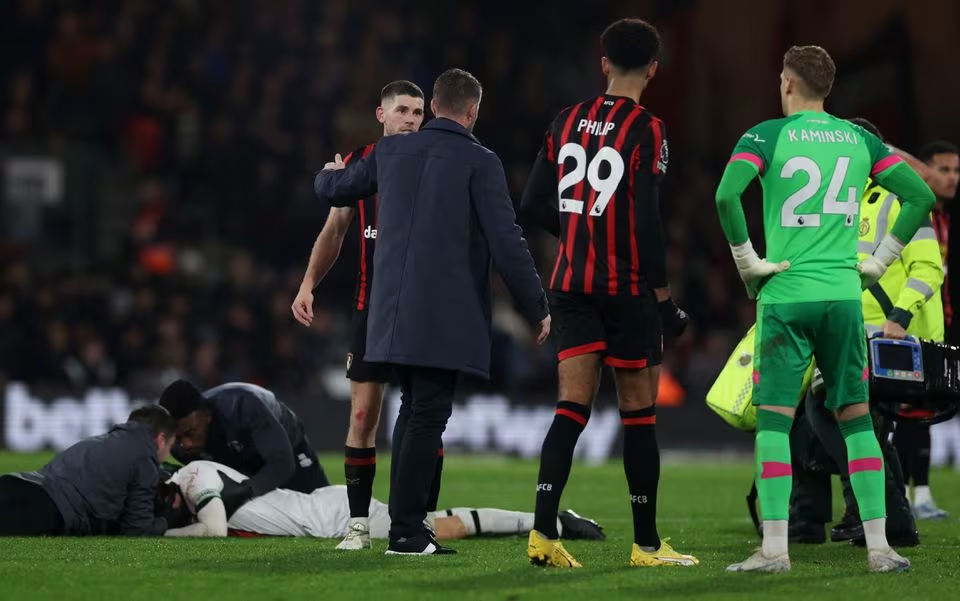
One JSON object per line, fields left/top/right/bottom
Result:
{"left": 781, "top": 156, "right": 859, "bottom": 228}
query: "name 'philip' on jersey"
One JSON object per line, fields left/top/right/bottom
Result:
{"left": 577, "top": 119, "right": 616, "bottom": 136}
{"left": 787, "top": 128, "right": 859, "bottom": 145}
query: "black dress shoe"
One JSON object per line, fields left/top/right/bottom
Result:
{"left": 385, "top": 532, "right": 457, "bottom": 555}
{"left": 830, "top": 514, "right": 862, "bottom": 542}
{"left": 789, "top": 521, "right": 826, "bottom": 544}
{"left": 850, "top": 529, "right": 920, "bottom": 548}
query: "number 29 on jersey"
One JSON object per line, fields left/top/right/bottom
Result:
{"left": 557, "top": 142, "right": 624, "bottom": 218}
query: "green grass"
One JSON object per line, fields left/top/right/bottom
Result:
{"left": 0, "top": 452, "right": 958, "bottom": 600}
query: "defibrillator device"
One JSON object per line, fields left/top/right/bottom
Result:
{"left": 868, "top": 336, "right": 924, "bottom": 394}
{"left": 868, "top": 336, "right": 960, "bottom": 424}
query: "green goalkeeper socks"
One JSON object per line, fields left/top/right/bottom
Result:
{"left": 755, "top": 409, "right": 794, "bottom": 522}
{"left": 839, "top": 414, "right": 886, "bottom": 522}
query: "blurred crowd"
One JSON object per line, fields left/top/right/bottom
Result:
{"left": 0, "top": 0, "right": 752, "bottom": 398}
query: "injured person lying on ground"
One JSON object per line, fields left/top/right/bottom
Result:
{"left": 158, "top": 460, "right": 606, "bottom": 542}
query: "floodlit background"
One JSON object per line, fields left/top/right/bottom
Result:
{"left": 1, "top": 0, "right": 959, "bottom": 462}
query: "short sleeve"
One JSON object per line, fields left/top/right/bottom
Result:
{"left": 179, "top": 464, "right": 224, "bottom": 512}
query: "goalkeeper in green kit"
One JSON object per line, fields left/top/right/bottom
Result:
{"left": 715, "top": 46, "right": 935, "bottom": 574}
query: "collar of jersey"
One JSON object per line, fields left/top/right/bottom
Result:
{"left": 603, "top": 93, "right": 639, "bottom": 105}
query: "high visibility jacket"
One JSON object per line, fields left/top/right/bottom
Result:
{"left": 857, "top": 180, "right": 944, "bottom": 342}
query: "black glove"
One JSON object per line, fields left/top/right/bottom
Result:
{"left": 658, "top": 298, "right": 690, "bottom": 338}
{"left": 218, "top": 471, "right": 255, "bottom": 518}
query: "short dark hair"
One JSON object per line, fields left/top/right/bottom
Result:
{"left": 128, "top": 405, "right": 177, "bottom": 437}
{"left": 157, "top": 379, "right": 207, "bottom": 420}
{"left": 432, "top": 68, "right": 482, "bottom": 115}
{"left": 849, "top": 117, "right": 883, "bottom": 141}
{"left": 918, "top": 140, "right": 959, "bottom": 163}
{"left": 601, "top": 18, "right": 661, "bottom": 71}
{"left": 155, "top": 480, "right": 192, "bottom": 527}
{"left": 381, "top": 80, "right": 423, "bottom": 103}
{"left": 783, "top": 45, "right": 836, "bottom": 99}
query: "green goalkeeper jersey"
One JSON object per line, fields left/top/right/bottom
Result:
{"left": 728, "top": 111, "right": 901, "bottom": 304}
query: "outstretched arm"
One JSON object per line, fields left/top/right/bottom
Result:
{"left": 314, "top": 151, "right": 378, "bottom": 207}
{"left": 164, "top": 498, "right": 229, "bottom": 537}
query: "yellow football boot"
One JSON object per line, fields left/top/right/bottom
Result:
{"left": 630, "top": 538, "right": 699, "bottom": 567}
{"left": 527, "top": 530, "right": 582, "bottom": 568}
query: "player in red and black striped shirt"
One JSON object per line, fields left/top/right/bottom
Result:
{"left": 520, "top": 19, "right": 697, "bottom": 569}
{"left": 293, "top": 80, "right": 424, "bottom": 550}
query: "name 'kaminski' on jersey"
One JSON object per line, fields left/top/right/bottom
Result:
{"left": 787, "top": 128, "right": 859, "bottom": 144}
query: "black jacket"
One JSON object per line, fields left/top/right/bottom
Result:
{"left": 314, "top": 118, "right": 548, "bottom": 379}
{"left": 17, "top": 422, "right": 166, "bottom": 536}
{"left": 172, "top": 383, "right": 310, "bottom": 496}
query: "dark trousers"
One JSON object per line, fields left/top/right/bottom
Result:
{"left": 388, "top": 365, "right": 457, "bottom": 539}
{"left": 892, "top": 421, "right": 931, "bottom": 487}
{"left": 283, "top": 439, "right": 331, "bottom": 493}
{"left": 0, "top": 476, "right": 64, "bottom": 536}
{"left": 790, "top": 392, "right": 915, "bottom": 533}
{"left": 788, "top": 403, "right": 836, "bottom": 526}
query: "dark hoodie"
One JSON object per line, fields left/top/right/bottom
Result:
{"left": 17, "top": 421, "right": 166, "bottom": 536}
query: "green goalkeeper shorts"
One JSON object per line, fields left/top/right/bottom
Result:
{"left": 753, "top": 300, "right": 867, "bottom": 411}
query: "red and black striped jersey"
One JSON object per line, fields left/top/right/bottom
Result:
{"left": 343, "top": 143, "right": 378, "bottom": 311}
{"left": 521, "top": 95, "right": 669, "bottom": 296}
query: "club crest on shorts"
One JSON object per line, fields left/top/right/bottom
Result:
{"left": 346, "top": 353, "right": 353, "bottom": 371}
{"left": 859, "top": 218, "right": 870, "bottom": 237}
{"left": 738, "top": 352, "right": 752, "bottom": 367}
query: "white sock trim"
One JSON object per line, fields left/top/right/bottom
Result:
{"left": 863, "top": 518, "right": 888, "bottom": 552}
{"left": 913, "top": 485, "right": 933, "bottom": 506}
{"left": 762, "top": 520, "right": 788, "bottom": 557}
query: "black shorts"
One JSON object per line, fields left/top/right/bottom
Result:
{"left": 549, "top": 290, "right": 663, "bottom": 368}
{"left": 346, "top": 309, "right": 393, "bottom": 383}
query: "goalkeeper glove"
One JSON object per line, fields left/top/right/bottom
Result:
{"left": 729, "top": 240, "right": 791, "bottom": 300}
{"left": 857, "top": 235, "right": 904, "bottom": 289}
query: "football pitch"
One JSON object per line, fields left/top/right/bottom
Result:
{"left": 0, "top": 452, "right": 957, "bottom": 601}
